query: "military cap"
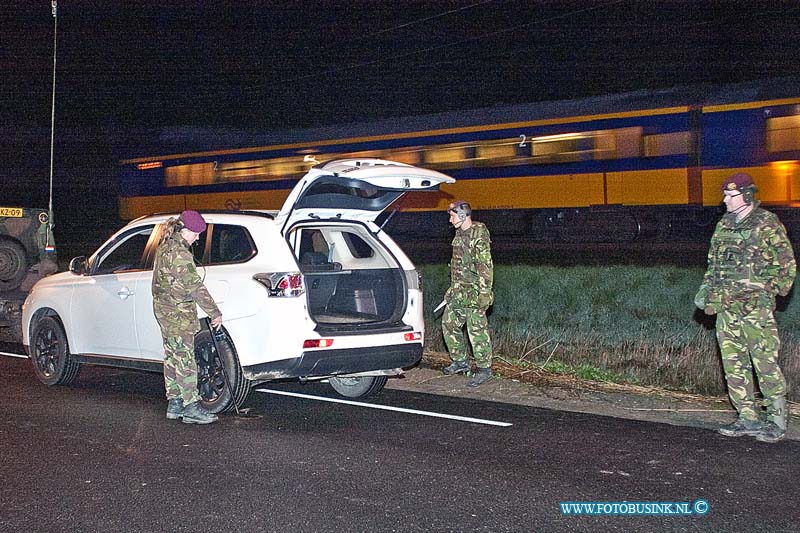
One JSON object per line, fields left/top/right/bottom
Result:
{"left": 180, "top": 210, "right": 207, "bottom": 233}
{"left": 721, "top": 173, "right": 754, "bottom": 193}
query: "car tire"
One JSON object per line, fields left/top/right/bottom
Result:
{"left": 194, "top": 329, "right": 251, "bottom": 414}
{"left": 329, "top": 375, "right": 388, "bottom": 398}
{"left": 30, "top": 316, "right": 81, "bottom": 386}
{"left": 0, "top": 239, "right": 28, "bottom": 292}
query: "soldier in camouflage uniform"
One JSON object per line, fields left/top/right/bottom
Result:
{"left": 152, "top": 210, "right": 222, "bottom": 424}
{"left": 441, "top": 200, "right": 495, "bottom": 387}
{"left": 695, "top": 173, "right": 796, "bottom": 442}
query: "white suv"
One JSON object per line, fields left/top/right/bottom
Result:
{"left": 22, "top": 159, "right": 454, "bottom": 413}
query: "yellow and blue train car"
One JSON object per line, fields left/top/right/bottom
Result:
{"left": 119, "top": 77, "right": 800, "bottom": 244}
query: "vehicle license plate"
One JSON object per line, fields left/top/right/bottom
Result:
{"left": 0, "top": 207, "right": 24, "bottom": 217}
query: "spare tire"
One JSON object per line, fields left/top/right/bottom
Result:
{"left": 330, "top": 375, "right": 388, "bottom": 398}
{"left": 0, "top": 239, "right": 28, "bottom": 292}
{"left": 194, "top": 328, "right": 252, "bottom": 414}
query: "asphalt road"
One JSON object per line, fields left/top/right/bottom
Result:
{"left": 1, "top": 350, "right": 798, "bottom": 532}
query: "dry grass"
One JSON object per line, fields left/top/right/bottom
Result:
{"left": 421, "top": 264, "right": 800, "bottom": 401}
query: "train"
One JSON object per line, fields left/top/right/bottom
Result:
{"left": 118, "top": 76, "right": 800, "bottom": 247}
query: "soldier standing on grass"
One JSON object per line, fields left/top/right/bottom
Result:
{"left": 695, "top": 173, "right": 796, "bottom": 442}
{"left": 152, "top": 210, "right": 222, "bottom": 425}
{"left": 441, "top": 200, "right": 495, "bottom": 387}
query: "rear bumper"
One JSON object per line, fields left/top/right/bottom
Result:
{"left": 242, "top": 343, "right": 422, "bottom": 381}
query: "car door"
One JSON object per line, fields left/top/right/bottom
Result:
{"left": 68, "top": 225, "right": 156, "bottom": 358}
{"left": 273, "top": 158, "right": 456, "bottom": 233}
{"left": 135, "top": 222, "right": 217, "bottom": 361}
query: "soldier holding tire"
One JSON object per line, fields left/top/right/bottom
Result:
{"left": 152, "top": 210, "right": 222, "bottom": 425}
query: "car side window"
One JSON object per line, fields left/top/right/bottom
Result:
{"left": 298, "top": 229, "right": 330, "bottom": 265}
{"left": 341, "top": 231, "right": 374, "bottom": 259}
{"left": 208, "top": 224, "right": 255, "bottom": 264}
{"left": 93, "top": 227, "right": 153, "bottom": 275}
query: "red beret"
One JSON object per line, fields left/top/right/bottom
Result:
{"left": 721, "top": 173, "right": 754, "bottom": 192}
{"left": 180, "top": 210, "right": 207, "bottom": 233}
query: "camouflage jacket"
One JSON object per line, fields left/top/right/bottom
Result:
{"left": 699, "top": 206, "right": 796, "bottom": 312}
{"left": 448, "top": 222, "right": 494, "bottom": 306}
{"left": 152, "top": 230, "right": 220, "bottom": 330}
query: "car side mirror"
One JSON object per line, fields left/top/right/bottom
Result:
{"left": 69, "top": 256, "right": 87, "bottom": 275}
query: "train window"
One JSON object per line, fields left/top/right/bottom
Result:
{"left": 338, "top": 149, "right": 384, "bottom": 159}
{"left": 165, "top": 163, "right": 215, "bottom": 187}
{"left": 593, "top": 131, "right": 616, "bottom": 159}
{"left": 217, "top": 158, "right": 305, "bottom": 182}
{"left": 530, "top": 133, "right": 586, "bottom": 163}
{"left": 528, "top": 127, "right": 643, "bottom": 163}
{"left": 307, "top": 153, "right": 341, "bottom": 166}
{"left": 165, "top": 157, "right": 311, "bottom": 188}
{"left": 594, "top": 127, "right": 642, "bottom": 160}
{"left": 327, "top": 148, "right": 424, "bottom": 167}
{"left": 767, "top": 115, "right": 800, "bottom": 152}
{"left": 476, "top": 139, "right": 517, "bottom": 162}
{"left": 644, "top": 131, "right": 691, "bottom": 157}
{"left": 313, "top": 150, "right": 385, "bottom": 166}
{"left": 424, "top": 143, "right": 471, "bottom": 166}
{"left": 386, "top": 147, "right": 422, "bottom": 165}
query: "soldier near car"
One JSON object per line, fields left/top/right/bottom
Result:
{"left": 152, "top": 210, "right": 222, "bottom": 424}
{"left": 695, "top": 173, "right": 796, "bottom": 443}
{"left": 441, "top": 200, "right": 495, "bottom": 387}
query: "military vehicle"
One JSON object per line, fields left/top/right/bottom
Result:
{"left": 0, "top": 206, "right": 57, "bottom": 342}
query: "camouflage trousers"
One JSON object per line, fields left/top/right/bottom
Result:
{"left": 716, "top": 306, "right": 787, "bottom": 420}
{"left": 160, "top": 332, "right": 201, "bottom": 405}
{"left": 154, "top": 302, "right": 201, "bottom": 405}
{"left": 442, "top": 304, "right": 493, "bottom": 368}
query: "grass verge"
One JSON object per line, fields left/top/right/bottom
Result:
{"left": 421, "top": 264, "right": 799, "bottom": 402}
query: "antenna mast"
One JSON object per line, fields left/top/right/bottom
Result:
{"left": 48, "top": 0, "right": 58, "bottom": 235}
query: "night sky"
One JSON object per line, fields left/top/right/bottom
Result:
{"left": 3, "top": 1, "right": 800, "bottom": 234}
{"left": 7, "top": 0, "right": 800, "bottom": 131}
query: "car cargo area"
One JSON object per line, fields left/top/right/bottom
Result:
{"left": 290, "top": 225, "right": 406, "bottom": 329}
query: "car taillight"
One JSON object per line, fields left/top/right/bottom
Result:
{"left": 303, "top": 338, "right": 334, "bottom": 348}
{"left": 404, "top": 332, "right": 422, "bottom": 341}
{"left": 253, "top": 272, "right": 305, "bottom": 297}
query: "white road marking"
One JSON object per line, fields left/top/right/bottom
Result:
{"left": 256, "top": 388, "right": 513, "bottom": 427}
{"left": 0, "top": 352, "right": 513, "bottom": 426}
{"left": 0, "top": 351, "right": 27, "bottom": 359}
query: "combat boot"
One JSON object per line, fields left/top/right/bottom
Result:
{"left": 718, "top": 416, "right": 763, "bottom": 437}
{"left": 756, "top": 398, "right": 787, "bottom": 443}
{"left": 166, "top": 398, "right": 184, "bottom": 420}
{"left": 467, "top": 367, "right": 492, "bottom": 387}
{"left": 443, "top": 360, "right": 470, "bottom": 375}
{"left": 182, "top": 401, "right": 218, "bottom": 425}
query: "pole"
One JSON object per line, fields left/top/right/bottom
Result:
{"left": 48, "top": 0, "right": 58, "bottom": 241}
